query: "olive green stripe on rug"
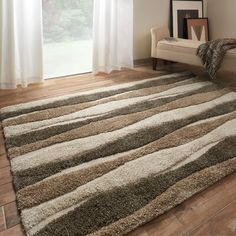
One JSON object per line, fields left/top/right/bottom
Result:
{"left": 1, "top": 72, "right": 236, "bottom": 236}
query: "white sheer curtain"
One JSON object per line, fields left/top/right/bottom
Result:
{"left": 0, "top": 0, "right": 43, "bottom": 89}
{"left": 93, "top": 0, "right": 133, "bottom": 74}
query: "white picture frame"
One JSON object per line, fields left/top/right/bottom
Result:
{"left": 171, "top": 0, "right": 203, "bottom": 38}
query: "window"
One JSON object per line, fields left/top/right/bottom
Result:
{"left": 42, "top": 0, "right": 94, "bottom": 79}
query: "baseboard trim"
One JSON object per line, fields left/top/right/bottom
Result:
{"left": 134, "top": 58, "right": 152, "bottom": 66}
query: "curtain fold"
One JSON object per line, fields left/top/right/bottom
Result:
{"left": 93, "top": 0, "right": 133, "bottom": 74}
{"left": 0, "top": 0, "right": 43, "bottom": 89}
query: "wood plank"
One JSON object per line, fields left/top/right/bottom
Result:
{"left": 191, "top": 199, "right": 236, "bottom": 236}
{"left": 0, "top": 133, "right": 5, "bottom": 156}
{"left": 129, "top": 212, "right": 183, "bottom": 236}
{"left": 4, "top": 202, "right": 20, "bottom": 229}
{"left": 0, "top": 184, "right": 16, "bottom": 207}
{"left": 0, "top": 167, "right": 12, "bottom": 186}
{"left": 0, "top": 207, "right": 6, "bottom": 232}
{"left": 0, "top": 225, "right": 24, "bottom": 236}
{"left": 0, "top": 145, "right": 5, "bottom": 156}
{"left": 0, "top": 155, "right": 9, "bottom": 169}
{"left": 170, "top": 173, "right": 236, "bottom": 236}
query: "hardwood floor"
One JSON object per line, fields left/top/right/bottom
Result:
{"left": 0, "top": 64, "right": 236, "bottom": 236}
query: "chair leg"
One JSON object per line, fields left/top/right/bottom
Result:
{"left": 163, "top": 59, "right": 168, "bottom": 65}
{"left": 164, "top": 60, "right": 174, "bottom": 65}
{"left": 152, "top": 58, "right": 158, "bottom": 70}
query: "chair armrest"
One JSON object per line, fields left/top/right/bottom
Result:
{"left": 151, "top": 26, "right": 170, "bottom": 57}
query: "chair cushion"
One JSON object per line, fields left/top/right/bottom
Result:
{"left": 157, "top": 38, "right": 236, "bottom": 58}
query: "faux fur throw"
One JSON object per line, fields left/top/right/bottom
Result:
{"left": 197, "top": 39, "right": 236, "bottom": 78}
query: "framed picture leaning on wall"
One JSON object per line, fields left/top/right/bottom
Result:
{"left": 170, "top": 0, "right": 204, "bottom": 38}
{"left": 187, "top": 18, "right": 209, "bottom": 42}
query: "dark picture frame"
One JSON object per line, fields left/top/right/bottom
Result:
{"left": 187, "top": 17, "right": 209, "bottom": 41}
{"left": 170, "top": 0, "right": 204, "bottom": 38}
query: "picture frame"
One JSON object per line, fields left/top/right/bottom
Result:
{"left": 170, "top": 0, "right": 204, "bottom": 38}
{"left": 187, "top": 18, "right": 209, "bottom": 42}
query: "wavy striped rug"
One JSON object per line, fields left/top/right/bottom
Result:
{"left": 1, "top": 72, "right": 236, "bottom": 236}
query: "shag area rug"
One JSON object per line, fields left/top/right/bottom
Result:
{"left": 1, "top": 72, "right": 236, "bottom": 236}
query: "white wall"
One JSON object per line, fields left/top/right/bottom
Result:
{"left": 207, "top": 0, "right": 236, "bottom": 39}
{"left": 133, "top": 0, "right": 170, "bottom": 60}
{"left": 133, "top": 0, "right": 208, "bottom": 60}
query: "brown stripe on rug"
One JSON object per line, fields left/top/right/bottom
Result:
{"left": 0, "top": 72, "right": 236, "bottom": 236}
